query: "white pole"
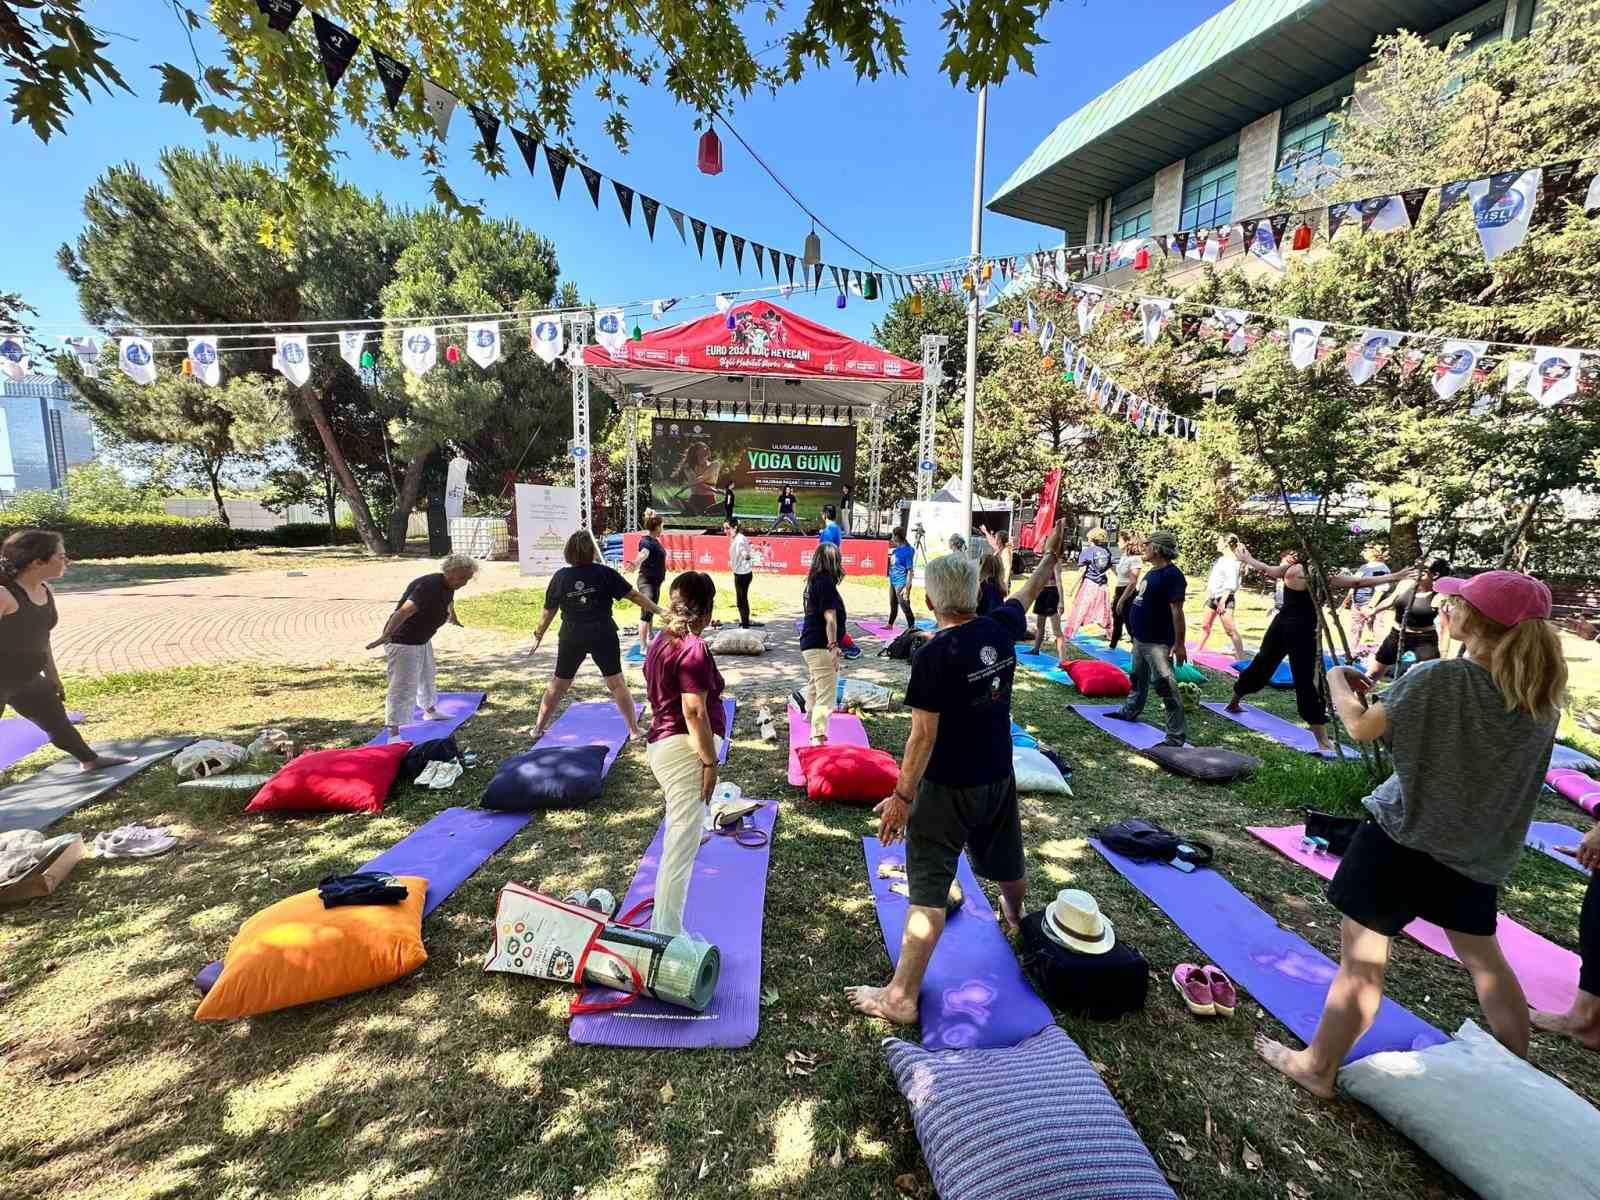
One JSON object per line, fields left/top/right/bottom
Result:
{"left": 960, "top": 85, "right": 987, "bottom": 548}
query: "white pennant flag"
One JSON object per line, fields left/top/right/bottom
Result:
{"left": 1587, "top": 172, "right": 1600, "bottom": 214}
{"left": 466, "top": 320, "right": 501, "bottom": 368}
{"left": 1074, "top": 353, "right": 1088, "bottom": 383}
{"left": 1087, "top": 366, "right": 1101, "bottom": 397}
{"left": 339, "top": 330, "right": 366, "bottom": 370}
{"left": 715, "top": 293, "right": 734, "bottom": 314}
{"left": 1219, "top": 309, "right": 1249, "bottom": 354}
{"left": 1109, "top": 385, "right": 1124, "bottom": 415}
{"left": 1038, "top": 318, "right": 1055, "bottom": 355}
{"left": 421, "top": 77, "right": 458, "bottom": 139}
{"left": 118, "top": 336, "right": 156, "bottom": 385}
{"left": 1348, "top": 329, "right": 1402, "bottom": 386}
{"left": 1506, "top": 360, "right": 1534, "bottom": 396}
{"left": 275, "top": 333, "right": 311, "bottom": 386}
{"left": 651, "top": 298, "right": 678, "bottom": 320}
{"left": 1287, "top": 319, "right": 1325, "bottom": 371}
{"left": 1075, "top": 291, "right": 1099, "bottom": 335}
{"left": 594, "top": 308, "right": 628, "bottom": 354}
{"left": 1432, "top": 339, "right": 1487, "bottom": 400}
{"left": 530, "top": 317, "right": 563, "bottom": 365}
{"left": 1528, "top": 347, "right": 1581, "bottom": 407}
{"left": 1469, "top": 168, "right": 1541, "bottom": 262}
{"left": 187, "top": 336, "right": 220, "bottom": 387}
{"left": 1202, "top": 230, "right": 1224, "bottom": 262}
{"left": 61, "top": 335, "right": 99, "bottom": 377}
{"left": 0, "top": 335, "right": 29, "bottom": 381}
{"left": 1025, "top": 300, "right": 1037, "bottom": 334}
{"left": 1140, "top": 299, "right": 1172, "bottom": 346}
{"left": 402, "top": 326, "right": 438, "bottom": 377}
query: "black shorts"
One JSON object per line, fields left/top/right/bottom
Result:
{"left": 905, "top": 773, "right": 1025, "bottom": 908}
{"left": 1374, "top": 628, "right": 1439, "bottom": 666}
{"left": 636, "top": 578, "right": 660, "bottom": 623}
{"left": 1032, "top": 587, "right": 1060, "bottom": 617}
{"left": 554, "top": 629, "right": 623, "bottom": 680}
{"left": 1327, "top": 820, "right": 1499, "bottom": 938}
{"left": 1206, "top": 593, "right": 1236, "bottom": 612}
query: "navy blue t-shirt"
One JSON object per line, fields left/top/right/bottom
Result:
{"left": 545, "top": 563, "right": 632, "bottom": 633}
{"left": 904, "top": 599, "right": 1026, "bottom": 787}
{"left": 976, "top": 580, "right": 1005, "bottom": 616}
{"left": 800, "top": 574, "right": 847, "bottom": 650}
{"left": 1126, "top": 563, "right": 1186, "bottom": 646}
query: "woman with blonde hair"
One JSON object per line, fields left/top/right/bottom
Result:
{"left": 1258, "top": 570, "right": 1566, "bottom": 1097}
{"left": 797, "top": 542, "right": 846, "bottom": 745}
{"left": 1195, "top": 533, "right": 1248, "bottom": 659}
{"left": 1062, "top": 527, "right": 1113, "bottom": 643}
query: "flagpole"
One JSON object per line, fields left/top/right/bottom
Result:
{"left": 960, "top": 85, "right": 987, "bottom": 548}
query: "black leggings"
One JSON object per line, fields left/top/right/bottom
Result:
{"left": 3, "top": 674, "right": 95, "bottom": 762}
{"left": 734, "top": 572, "right": 752, "bottom": 628}
{"left": 888, "top": 582, "right": 915, "bottom": 628}
{"left": 1109, "top": 585, "right": 1127, "bottom": 649}
{"left": 1234, "top": 616, "right": 1327, "bottom": 726}
{"left": 1582, "top": 870, "right": 1600, "bottom": 997}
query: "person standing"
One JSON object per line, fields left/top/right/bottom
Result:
{"left": 1259, "top": 571, "right": 1565, "bottom": 1097}
{"left": 368, "top": 552, "right": 480, "bottom": 741}
{"left": 0, "top": 531, "right": 131, "bottom": 772}
{"left": 642, "top": 571, "right": 727, "bottom": 937}
{"left": 817, "top": 505, "right": 843, "bottom": 550}
{"left": 529, "top": 531, "right": 665, "bottom": 742}
{"left": 722, "top": 481, "right": 736, "bottom": 526}
{"left": 1029, "top": 551, "right": 1065, "bottom": 658}
{"left": 839, "top": 483, "right": 854, "bottom": 533}
{"left": 632, "top": 513, "right": 668, "bottom": 658}
{"left": 1366, "top": 560, "right": 1452, "bottom": 681}
{"left": 846, "top": 521, "right": 1066, "bottom": 1025}
{"left": 770, "top": 486, "right": 802, "bottom": 534}
{"left": 798, "top": 543, "right": 847, "bottom": 745}
{"left": 1063, "top": 527, "right": 1114, "bottom": 641}
{"left": 1109, "top": 531, "right": 1143, "bottom": 652}
{"left": 1109, "top": 530, "right": 1188, "bottom": 747}
{"left": 725, "top": 518, "right": 754, "bottom": 628}
{"left": 1346, "top": 544, "right": 1390, "bottom": 645}
{"left": 1195, "top": 534, "right": 1248, "bottom": 659}
{"left": 977, "top": 552, "right": 1005, "bottom": 616}
{"left": 980, "top": 525, "right": 1013, "bottom": 589}
{"left": 887, "top": 528, "right": 916, "bottom": 630}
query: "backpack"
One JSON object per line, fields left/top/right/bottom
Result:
{"left": 880, "top": 629, "right": 927, "bottom": 662}
{"left": 1304, "top": 809, "right": 1362, "bottom": 856}
{"left": 1098, "top": 818, "right": 1213, "bottom": 868}
{"left": 400, "top": 736, "right": 464, "bottom": 784}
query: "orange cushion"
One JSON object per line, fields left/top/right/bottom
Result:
{"left": 796, "top": 744, "right": 900, "bottom": 806}
{"left": 1064, "top": 659, "right": 1132, "bottom": 698}
{"left": 194, "top": 875, "right": 428, "bottom": 1021}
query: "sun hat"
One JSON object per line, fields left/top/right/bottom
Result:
{"left": 1042, "top": 889, "right": 1116, "bottom": 955}
{"left": 1146, "top": 530, "right": 1179, "bottom": 559}
{"left": 1434, "top": 571, "right": 1552, "bottom": 627}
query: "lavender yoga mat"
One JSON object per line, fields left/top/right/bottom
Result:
{"left": 857, "top": 617, "right": 933, "bottom": 640}
{"left": 1550, "top": 743, "right": 1600, "bottom": 773}
{"left": 536, "top": 701, "right": 641, "bottom": 774}
{"left": 1091, "top": 838, "right": 1446, "bottom": 1062}
{"left": 863, "top": 838, "right": 1053, "bottom": 1051}
{"left": 569, "top": 800, "right": 780, "bottom": 1048}
{"left": 1527, "top": 821, "right": 1589, "bottom": 876}
{"left": 1185, "top": 645, "right": 1241, "bottom": 677}
{"left": 0, "top": 712, "right": 85, "bottom": 772}
{"left": 1071, "top": 704, "right": 1171, "bottom": 751}
{"left": 1247, "top": 824, "right": 1579, "bottom": 1013}
{"left": 1200, "top": 701, "right": 1362, "bottom": 760}
{"left": 787, "top": 704, "right": 869, "bottom": 787}
{"left": 367, "top": 692, "right": 487, "bottom": 746}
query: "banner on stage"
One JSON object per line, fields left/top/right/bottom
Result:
{"left": 649, "top": 417, "right": 856, "bottom": 525}
{"left": 621, "top": 533, "right": 884, "bottom": 577}
{"left": 515, "top": 484, "right": 581, "bottom": 575}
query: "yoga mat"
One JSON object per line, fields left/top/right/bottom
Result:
{"left": 367, "top": 692, "right": 487, "bottom": 746}
{"left": 537, "top": 701, "right": 642, "bottom": 775}
{"left": 1247, "top": 824, "right": 1579, "bottom": 1013}
{"left": 0, "top": 711, "right": 85, "bottom": 773}
{"left": 1010, "top": 720, "right": 1037, "bottom": 749}
{"left": 1200, "top": 701, "right": 1362, "bottom": 760}
{"left": 1070, "top": 633, "right": 1132, "bottom": 671}
{"left": 623, "top": 643, "right": 646, "bottom": 664}
{"left": 1016, "top": 649, "right": 1074, "bottom": 687}
{"left": 1550, "top": 769, "right": 1600, "bottom": 816}
{"left": 857, "top": 617, "right": 933, "bottom": 640}
{"left": 863, "top": 838, "right": 1053, "bottom": 1051}
{"left": 569, "top": 800, "right": 780, "bottom": 1048}
{"left": 1185, "top": 645, "right": 1241, "bottom": 677}
{"left": 787, "top": 704, "right": 870, "bottom": 787}
{"left": 0, "top": 737, "right": 192, "bottom": 832}
{"left": 1092, "top": 838, "right": 1446, "bottom": 1062}
{"left": 1071, "top": 704, "right": 1171, "bottom": 751}
{"left": 718, "top": 697, "right": 736, "bottom": 764}
{"left": 1527, "top": 821, "right": 1589, "bottom": 876}
{"left": 1550, "top": 743, "right": 1599, "bottom": 773}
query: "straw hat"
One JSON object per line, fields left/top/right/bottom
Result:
{"left": 1042, "top": 889, "right": 1116, "bottom": 955}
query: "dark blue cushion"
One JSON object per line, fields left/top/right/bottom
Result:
{"left": 481, "top": 745, "right": 608, "bottom": 810}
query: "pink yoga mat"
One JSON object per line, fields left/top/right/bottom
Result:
{"left": 787, "top": 704, "right": 870, "bottom": 787}
{"left": 1248, "top": 824, "right": 1579, "bottom": 1012}
{"left": 1185, "top": 645, "right": 1241, "bottom": 676}
{"left": 1549, "top": 769, "right": 1600, "bottom": 816}
{"left": 857, "top": 617, "right": 931, "bottom": 640}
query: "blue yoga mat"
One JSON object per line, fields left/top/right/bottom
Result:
{"left": 367, "top": 692, "right": 487, "bottom": 746}
{"left": 1071, "top": 633, "right": 1132, "bottom": 671}
{"left": 1016, "top": 649, "right": 1074, "bottom": 687}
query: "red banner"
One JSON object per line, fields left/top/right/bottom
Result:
{"left": 1018, "top": 467, "right": 1062, "bottom": 551}
{"left": 621, "top": 533, "right": 888, "bottom": 577}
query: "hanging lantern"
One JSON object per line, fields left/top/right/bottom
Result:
{"left": 182, "top": 357, "right": 194, "bottom": 376}
{"left": 982, "top": 262, "right": 994, "bottom": 281}
{"left": 726, "top": 313, "right": 736, "bottom": 330}
{"left": 1133, "top": 246, "right": 1151, "bottom": 271}
{"left": 909, "top": 293, "right": 924, "bottom": 316}
{"left": 697, "top": 123, "right": 723, "bottom": 175}
{"left": 1010, "top": 319, "right": 1023, "bottom": 334}
{"left": 446, "top": 344, "right": 461, "bottom": 364}
{"left": 802, "top": 225, "right": 821, "bottom": 267}
{"left": 961, "top": 275, "right": 974, "bottom": 292}
{"left": 632, "top": 324, "right": 643, "bottom": 341}
{"left": 360, "top": 349, "right": 375, "bottom": 369}
{"left": 1292, "top": 222, "right": 1313, "bottom": 251}
{"left": 1041, "top": 356, "right": 1055, "bottom": 370}
{"left": 863, "top": 274, "right": 879, "bottom": 301}
{"left": 836, "top": 292, "right": 847, "bottom": 309}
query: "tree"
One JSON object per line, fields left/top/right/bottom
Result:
{"left": 1, "top": 2, "right": 130, "bottom": 141}
{"left": 63, "top": 461, "right": 171, "bottom": 514}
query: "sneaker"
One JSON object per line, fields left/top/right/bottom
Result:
{"left": 841, "top": 642, "right": 863, "bottom": 660}
{"left": 1159, "top": 736, "right": 1186, "bottom": 748}
{"left": 414, "top": 761, "right": 444, "bottom": 787}
{"left": 427, "top": 761, "right": 464, "bottom": 789}
{"left": 790, "top": 688, "right": 807, "bottom": 714}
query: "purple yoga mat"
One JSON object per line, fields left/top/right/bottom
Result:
{"left": 1549, "top": 769, "right": 1600, "bottom": 816}
{"left": 1527, "top": 821, "right": 1589, "bottom": 876}
{"left": 569, "top": 800, "right": 780, "bottom": 1048}
{"left": 1185, "top": 645, "right": 1241, "bottom": 677}
{"left": 787, "top": 704, "right": 870, "bottom": 786}
{"left": 536, "top": 701, "right": 641, "bottom": 774}
{"left": 0, "top": 712, "right": 85, "bottom": 772}
{"left": 366, "top": 692, "right": 487, "bottom": 746}
{"left": 857, "top": 617, "right": 933, "bottom": 640}
{"left": 863, "top": 838, "right": 1053, "bottom": 1051}
{"left": 1200, "top": 701, "right": 1362, "bottom": 759}
{"left": 1071, "top": 704, "right": 1171, "bottom": 751}
{"left": 1091, "top": 838, "right": 1447, "bottom": 1062}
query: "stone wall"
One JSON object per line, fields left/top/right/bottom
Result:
{"left": 1232, "top": 109, "right": 1282, "bottom": 220}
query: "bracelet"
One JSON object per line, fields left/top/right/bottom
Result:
{"left": 892, "top": 790, "right": 914, "bottom": 806}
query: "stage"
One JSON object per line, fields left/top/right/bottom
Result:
{"left": 621, "top": 532, "right": 890, "bottom": 576}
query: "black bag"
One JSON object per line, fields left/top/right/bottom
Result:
{"left": 1020, "top": 911, "right": 1148, "bottom": 1019}
{"left": 400, "top": 735, "right": 463, "bottom": 783}
{"left": 1098, "top": 818, "right": 1214, "bottom": 868}
{"left": 1304, "top": 809, "right": 1362, "bottom": 856}
{"left": 880, "top": 628, "right": 928, "bottom": 662}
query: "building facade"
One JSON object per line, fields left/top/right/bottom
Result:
{"left": 989, "top": 0, "right": 1549, "bottom": 273}
{"left": 0, "top": 374, "right": 99, "bottom": 493}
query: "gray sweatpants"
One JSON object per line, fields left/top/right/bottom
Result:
{"left": 385, "top": 641, "right": 438, "bottom": 729}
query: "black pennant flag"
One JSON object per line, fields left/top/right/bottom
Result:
{"left": 1239, "top": 217, "right": 1260, "bottom": 246}
{"left": 812, "top": 262, "right": 824, "bottom": 291}
{"left": 690, "top": 218, "right": 708, "bottom": 257}
{"left": 784, "top": 253, "right": 796, "bottom": 283}
{"left": 1170, "top": 231, "right": 1189, "bottom": 257}
{"left": 470, "top": 105, "right": 500, "bottom": 154}
{"left": 543, "top": 146, "right": 568, "bottom": 198}
{"left": 371, "top": 48, "right": 411, "bottom": 111}
{"left": 256, "top": 0, "right": 301, "bottom": 32}
{"left": 830, "top": 265, "right": 843, "bottom": 293}
{"left": 1180, "top": 314, "right": 1201, "bottom": 341}
{"left": 731, "top": 234, "right": 745, "bottom": 272}
{"left": 612, "top": 181, "right": 634, "bottom": 225}
{"left": 769, "top": 247, "right": 781, "bottom": 279}
{"left": 1269, "top": 211, "right": 1291, "bottom": 245}
{"left": 1541, "top": 159, "right": 1585, "bottom": 225}
{"left": 1327, "top": 201, "right": 1355, "bottom": 238}
{"left": 1482, "top": 169, "right": 1522, "bottom": 211}
{"left": 1155, "top": 234, "right": 1169, "bottom": 256}
{"left": 712, "top": 228, "right": 728, "bottom": 266}
{"left": 1399, "top": 186, "right": 1430, "bottom": 227}
{"left": 311, "top": 13, "right": 358, "bottom": 88}
{"left": 1438, "top": 179, "right": 1470, "bottom": 214}
{"left": 511, "top": 128, "right": 540, "bottom": 179}
{"left": 578, "top": 163, "right": 602, "bottom": 208}
{"left": 639, "top": 195, "right": 659, "bottom": 239}
{"left": 1357, "top": 195, "right": 1390, "bottom": 233}
{"left": 751, "top": 242, "right": 764, "bottom": 278}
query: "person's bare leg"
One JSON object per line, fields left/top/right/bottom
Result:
{"left": 80, "top": 753, "right": 135, "bottom": 772}
{"left": 1196, "top": 608, "right": 1216, "bottom": 650}
{"left": 996, "top": 878, "right": 1026, "bottom": 934}
{"left": 1221, "top": 608, "right": 1246, "bottom": 659}
{"left": 848, "top": 904, "right": 946, "bottom": 1024}
{"left": 1031, "top": 614, "right": 1045, "bottom": 655}
{"left": 1257, "top": 918, "right": 1391, "bottom": 1098}
{"left": 1532, "top": 989, "right": 1600, "bottom": 1048}
{"left": 603, "top": 673, "right": 644, "bottom": 739}
{"left": 1051, "top": 613, "right": 1064, "bottom": 661}
{"left": 637, "top": 619, "right": 650, "bottom": 658}
{"left": 531, "top": 676, "right": 573, "bottom": 740}
{"left": 1309, "top": 723, "right": 1335, "bottom": 754}
{"left": 1446, "top": 929, "right": 1530, "bottom": 1057}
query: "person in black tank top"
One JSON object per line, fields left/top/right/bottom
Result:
{"left": 1368, "top": 560, "right": 1452, "bottom": 680}
{"left": 1228, "top": 542, "right": 1413, "bottom": 755}
{"left": 0, "top": 531, "right": 131, "bottom": 770}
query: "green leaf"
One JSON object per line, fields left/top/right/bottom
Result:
{"left": 202, "top": 67, "right": 237, "bottom": 98}
{"left": 153, "top": 63, "right": 200, "bottom": 114}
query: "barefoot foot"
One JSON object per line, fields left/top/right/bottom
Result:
{"left": 1531, "top": 1008, "right": 1600, "bottom": 1050}
{"left": 846, "top": 984, "right": 919, "bottom": 1025}
{"left": 80, "top": 754, "right": 135, "bottom": 773}
{"left": 1255, "top": 1034, "right": 1336, "bottom": 1098}
{"left": 423, "top": 707, "right": 446, "bottom": 721}
{"left": 1225, "top": 698, "right": 1244, "bottom": 714}
{"left": 999, "top": 898, "right": 1024, "bottom": 935}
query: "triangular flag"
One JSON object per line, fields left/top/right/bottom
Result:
{"left": 1542, "top": 159, "right": 1585, "bottom": 211}
{"left": 1239, "top": 218, "right": 1260, "bottom": 246}
{"left": 370, "top": 48, "right": 410, "bottom": 111}
{"left": 1286, "top": 319, "right": 1324, "bottom": 371}
{"left": 830, "top": 265, "right": 844, "bottom": 295}
{"left": 511, "top": 128, "right": 540, "bottom": 179}
{"left": 690, "top": 218, "right": 707, "bottom": 257}
{"left": 1529, "top": 346, "right": 1581, "bottom": 406}
{"left": 812, "top": 263, "right": 824, "bottom": 291}
{"left": 578, "top": 163, "right": 602, "bottom": 208}
{"left": 731, "top": 234, "right": 745, "bottom": 272}
{"left": 1171, "top": 231, "right": 1190, "bottom": 257}
{"left": 256, "top": 0, "right": 301, "bottom": 33}
{"left": 311, "top": 13, "right": 358, "bottom": 89}
{"left": 1347, "top": 329, "right": 1402, "bottom": 385}
{"left": 1438, "top": 179, "right": 1470, "bottom": 215}
{"left": 612, "top": 181, "right": 634, "bottom": 225}
{"left": 1470, "top": 168, "right": 1541, "bottom": 261}
{"left": 470, "top": 105, "right": 500, "bottom": 154}
{"left": 639, "top": 195, "right": 659, "bottom": 239}
{"left": 594, "top": 308, "right": 627, "bottom": 354}
{"left": 401, "top": 327, "right": 437, "bottom": 377}
{"left": 275, "top": 333, "right": 311, "bottom": 386}
{"left": 0, "top": 335, "right": 28, "bottom": 382}
{"left": 1359, "top": 194, "right": 1399, "bottom": 233}
{"left": 530, "top": 316, "right": 563, "bottom": 364}
{"left": 784, "top": 253, "right": 796, "bottom": 283}
{"left": 1025, "top": 299, "right": 1037, "bottom": 333}
{"left": 712, "top": 228, "right": 727, "bottom": 266}
{"left": 751, "top": 242, "right": 765, "bottom": 279}
{"left": 668, "top": 207, "right": 686, "bottom": 243}
{"left": 650, "top": 299, "right": 678, "bottom": 320}
{"left": 118, "top": 336, "right": 155, "bottom": 385}
{"left": 1139, "top": 299, "right": 1171, "bottom": 346}
{"left": 1076, "top": 290, "right": 1099, "bottom": 335}
{"left": 1155, "top": 234, "right": 1169, "bottom": 257}
{"left": 60, "top": 335, "right": 98, "bottom": 377}
{"left": 1399, "top": 186, "right": 1429, "bottom": 228}
{"left": 1269, "top": 212, "right": 1291, "bottom": 247}
{"left": 715, "top": 293, "right": 733, "bottom": 314}
{"left": 1219, "top": 309, "right": 1249, "bottom": 353}
{"left": 1433, "top": 339, "right": 1487, "bottom": 399}
{"left": 1203, "top": 228, "right": 1229, "bottom": 261}
{"left": 420, "top": 77, "right": 457, "bottom": 139}
{"left": 466, "top": 320, "right": 501, "bottom": 369}
{"left": 543, "top": 145, "right": 568, "bottom": 198}
{"left": 1038, "top": 318, "right": 1055, "bottom": 355}
{"left": 1327, "top": 201, "right": 1355, "bottom": 239}
{"left": 769, "top": 247, "right": 781, "bottom": 279}
{"left": 338, "top": 330, "right": 366, "bottom": 370}
{"left": 186, "top": 336, "right": 220, "bottom": 386}
{"left": 1250, "top": 219, "right": 1284, "bottom": 269}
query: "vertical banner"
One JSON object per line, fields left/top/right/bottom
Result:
{"left": 515, "top": 483, "right": 582, "bottom": 576}
{"left": 444, "top": 455, "right": 471, "bottom": 520}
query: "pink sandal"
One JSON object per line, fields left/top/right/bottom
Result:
{"left": 1172, "top": 963, "right": 1215, "bottom": 1016}
{"left": 1203, "top": 965, "right": 1237, "bottom": 1017}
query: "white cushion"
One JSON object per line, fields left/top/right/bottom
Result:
{"left": 708, "top": 628, "right": 765, "bottom": 655}
{"left": 1013, "top": 746, "right": 1071, "bottom": 795}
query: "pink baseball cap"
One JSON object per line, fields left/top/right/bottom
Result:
{"left": 1434, "top": 571, "right": 1552, "bottom": 626}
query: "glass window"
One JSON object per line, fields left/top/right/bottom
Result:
{"left": 1179, "top": 138, "right": 1237, "bottom": 230}
{"left": 1276, "top": 112, "right": 1340, "bottom": 193}
{"left": 1107, "top": 182, "right": 1153, "bottom": 268}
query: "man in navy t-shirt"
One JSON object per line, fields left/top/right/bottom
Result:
{"left": 1112, "top": 528, "right": 1188, "bottom": 745}
{"left": 847, "top": 521, "right": 1068, "bottom": 1028}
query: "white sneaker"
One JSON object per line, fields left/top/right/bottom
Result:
{"left": 427, "top": 761, "right": 463, "bottom": 789}
{"left": 413, "top": 761, "right": 444, "bottom": 787}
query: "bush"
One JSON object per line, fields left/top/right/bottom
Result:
{"left": 0, "top": 511, "right": 233, "bottom": 558}
{"left": 232, "top": 522, "right": 363, "bottom": 548}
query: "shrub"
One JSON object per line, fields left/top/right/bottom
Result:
{"left": 232, "top": 522, "right": 363, "bottom": 548}
{"left": 0, "top": 511, "right": 233, "bottom": 558}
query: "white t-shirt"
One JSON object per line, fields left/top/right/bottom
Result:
{"left": 729, "top": 532, "right": 753, "bottom": 575}
{"left": 1206, "top": 555, "right": 1243, "bottom": 599}
{"left": 1114, "top": 553, "right": 1142, "bottom": 586}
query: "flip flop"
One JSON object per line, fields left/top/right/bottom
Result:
{"left": 1172, "top": 963, "right": 1215, "bottom": 1016}
{"left": 1203, "top": 965, "right": 1237, "bottom": 1017}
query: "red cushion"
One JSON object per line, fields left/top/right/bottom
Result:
{"left": 1063, "top": 659, "right": 1131, "bottom": 698}
{"left": 245, "top": 742, "right": 413, "bottom": 815}
{"left": 795, "top": 744, "right": 899, "bottom": 806}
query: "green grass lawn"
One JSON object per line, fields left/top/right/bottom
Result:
{"left": 3, "top": 578, "right": 1599, "bottom": 1199}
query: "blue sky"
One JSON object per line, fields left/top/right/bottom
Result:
{"left": 8, "top": 1, "right": 1230, "bottom": 347}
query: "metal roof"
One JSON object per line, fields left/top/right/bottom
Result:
{"left": 988, "top": 0, "right": 1488, "bottom": 231}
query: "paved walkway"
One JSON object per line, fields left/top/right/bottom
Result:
{"left": 53, "top": 560, "right": 533, "bottom": 676}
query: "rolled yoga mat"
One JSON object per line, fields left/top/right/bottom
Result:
{"left": 863, "top": 838, "right": 1053, "bottom": 1051}
{"left": 1526, "top": 821, "right": 1589, "bottom": 876}
{"left": 857, "top": 617, "right": 934, "bottom": 640}
{"left": 1091, "top": 838, "right": 1446, "bottom": 1062}
{"left": 787, "top": 703, "right": 870, "bottom": 787}
{"left": 1247, "top": 824, "right": 1579, "bottom": 1013}
{"left": 1070, "top": 632, "right": 1132, "bottom": 672}
{"left": 1548, "top": 768, "right": 1600, "bottom": 816}
{"left": 0, "top": 711, "right": 85, "bottom": 774}
{"left": 1070, "top": 704, "right": 1174, "bottom": 751}
{"left": 1550, "top": 743, "right": 1599, "bottom": 773}
{"left": 1184, "top": 645, "right": 1241, "bottom": 677}
{"left": 366, "top": 691, "right": 487, "bottom": 746}
{"left": 1200, "top": 701, "right": 1363, "bottom": 760}
{"left": 0, "top": 737, "right": 192, "bottom": 833}
{"left": 569, "top": 800, "right": 780, "bottom": 1048}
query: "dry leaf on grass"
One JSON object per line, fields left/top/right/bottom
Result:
{"left": 784, "top": 1049, "right": 820, "bottom": 1077}
{"left": 697, "top": 1156, "right": 709, "bottom": 1181}
{"left": 830, "top": 1142, "right": 844, "bottom": 1168}
{"left": 1164, "top": 1131, "right": 1197, "bottom": 1163}
{"left": 1287, "top": 1183, "right": 1310, "bottom": 1200}
{"left": 659, "top": 1082, "right": 675, "bottom": 1103}
{"left": 894, "top": 1172, "right": 920, "bottom": 1195}
{"left": 1242, "top": 1143, "right": 1263, "bottom": 1171}
{"left": 314, "top": 1110, "right": 338, "bottom": 1129}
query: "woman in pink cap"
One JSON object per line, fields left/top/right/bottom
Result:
{"left": 1257, "top": 570, "right": 1567, "bottom": 1097}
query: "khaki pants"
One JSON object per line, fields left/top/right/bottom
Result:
{"left": 384, "top": 642, "right": 437, "bottom": 729}
{"left": 801, "top": 647, "right": 838, "bottom": 742}
{"left": 648, "top": 733, "right": 723, "bottom": 937}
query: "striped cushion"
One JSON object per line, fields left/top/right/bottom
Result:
{"left": 883, "top": 1025, "right": 1174, "bottom": 1200}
